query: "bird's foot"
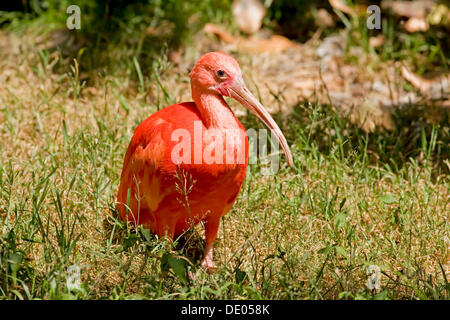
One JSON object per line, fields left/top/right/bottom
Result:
{"left": 200, "top": 257, "right": 217, "bottom": 273}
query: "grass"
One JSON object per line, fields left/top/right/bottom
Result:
{"left": 0, "top": 1, "right": 449, "bottom": 300}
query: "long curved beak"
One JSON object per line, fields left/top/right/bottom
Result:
{"left": 227, "top": 78, "right": 294, "bottom": 168}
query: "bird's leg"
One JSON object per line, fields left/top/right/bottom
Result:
{"left": 201, "top": 218, "right": 220, "bottom": 272}
{"left": 201, "top": 242, "right": 216, "bottom": 272}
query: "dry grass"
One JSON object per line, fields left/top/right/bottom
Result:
{"left": 0, "top": 24, "right": 449, "bottom": 300}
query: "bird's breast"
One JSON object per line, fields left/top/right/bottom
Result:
{"left": 201, "top": 127, "right": 248, "bottom": 169}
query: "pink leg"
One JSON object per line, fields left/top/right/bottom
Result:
{"left": 201, "top": 242, "right": 217, "bottom": 271}
{"left": 201, "top": 218, "right": 220, "bottom": 272}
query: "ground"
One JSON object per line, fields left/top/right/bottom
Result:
{"left": 0, "top": 1, "right": 449, "bottom": 299}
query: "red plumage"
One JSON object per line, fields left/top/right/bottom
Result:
{"left": 116, "top": 52, "right": 292, "bottom": 270}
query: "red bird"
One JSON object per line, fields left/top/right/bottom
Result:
{"left": 116, "top": 52, "right": 293, "bottom": 270}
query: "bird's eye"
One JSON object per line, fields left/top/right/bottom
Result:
{"left": 217, "top": 70, "right": 226, "bottom": 78}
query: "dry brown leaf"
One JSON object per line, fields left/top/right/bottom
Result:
{"left": 404, "top": 17, "right": 429, "bottom": 32}
{"left": 232, "top": 0, "right": 266, "bottom": 35}
{"left": 315, "top": 8, "right": 336, "bottom": 28}
{"left": 203, "top": 23, "right": 235, "bottom": 43}
{"left": 329, "top": 0, "right": 366, "bottom": 15}
{"left": 203, "top": 23, "right": 297, "bottom": 53}
{"left": 240, "top": 35, "right": 297, "bottom": 53}
{"left": 401, "top": 66, "right": 449, "bottom": 99}
{"left": 329, "top": 0, "right": 355, "bottom": 15}
{"left": 381, "top": 0, "right": 435, "bottom": 18}
{"left": 369, "top": 34, "right": 385, "bottom": 48}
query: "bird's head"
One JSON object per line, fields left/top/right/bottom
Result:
{"left": 190, "top": 51, "right": 294, "bottom": 168}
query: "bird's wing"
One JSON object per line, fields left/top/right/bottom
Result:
{"left": 116, "top": 115, "right": 175, "bottom": 224}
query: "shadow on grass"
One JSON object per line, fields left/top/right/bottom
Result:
{"left": 103, "top": 205, "right": 205, "bottom": 266}
{"left": 16, "top": 0, "right": 234, "bottom": 80}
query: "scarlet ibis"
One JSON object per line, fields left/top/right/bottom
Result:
{"left": 116, "top": 52, "right": 293, "bottom": 271}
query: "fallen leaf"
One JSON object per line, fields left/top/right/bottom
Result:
{"left": 329, "top": 0, "right": 355, "bottom": 15}
{"left": 404, "top": 17, "right": 429, "bottom": 32}
{"left": 369, "top": 34, "right": 385, "bottom": 48}
{"left": 241, "top": 35, "right": 297, "bottom": 53}
{"left": 402, "top": 66, "right": 449, "bottom": 99}
{"left": 203, "top": 23, "right": 235, "bottom": 43}
{"left": 329, "top": 0, "right": 366, "bottom": 16}
{"left": 381, "top": 0, "right": 435, "bottom": 18}
{"left": 203, "top": 23, "right": 298, "bottom": 53}
{"left": 315, "top": 8, "right": 336, "bottom": 28}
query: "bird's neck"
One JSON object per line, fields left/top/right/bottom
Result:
{"left": 193, "top": 91, "right": 239, "bottom": 129}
